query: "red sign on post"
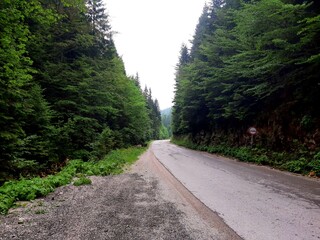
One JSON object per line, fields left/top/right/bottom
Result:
{"left": 248, "top": 127, "right": 257, "bottom": 147}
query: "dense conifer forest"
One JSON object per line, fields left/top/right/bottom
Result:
{"left": 0, "top": 0, "right": 161, "bottom": 182}
{"left": 172, "top": 0, "right": 320, "bottom": 174}
{"left": 161, "top": 108, "right": 172, "bottom": 138}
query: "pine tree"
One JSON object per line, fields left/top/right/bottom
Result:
{"left": 0, "top": 0, "right": 56, "bottom": 177}
{"left": 86, "top": 0, "right": 112, "bottom": 57}
{"left": 172, "top": 0, "right": 320, "bottom": 154}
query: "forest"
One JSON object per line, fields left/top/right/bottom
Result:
{"left": 0, "top": 0, "right": 162, "bottom": 183}
{"left": 172, "top": 0, "right": 320, "bottom": 174}
{"left": 161, "top": 107, "right": 172, "bottom": 138}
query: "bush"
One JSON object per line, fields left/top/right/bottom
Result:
{"left": 73, "top": 177, "right": 92, "bottom": 186}
{"left": 307, "top": 152, "right": 320, "bottom": 174}
{"left": 282, "top": 159, "right": 307, "bottom": 173}
{"left": 92, "top": 127, "right": 115, "bottom": 160}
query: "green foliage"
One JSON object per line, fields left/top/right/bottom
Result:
{"left": 307, "top": 152, "right": 320, "bottom": 174}
{"left": 0, "top": 146, "right": 146, "bottom": 215}
{"left": 92, "top": 127, "right": 115, "bottom": 160}
{"left": 282, "top": 159, "right": 307, "bottom": 173}
{"left": 300, "top": 115, "right": 314, "bottom": 130}
{"left": 0, "top": 0, "right": 154, "bottom": 179}
{"left": 0, "top": 0, "right": 55, "bottom": 175}
{"left": 172, "top": 0, "right": 320, "bottom": 164}
{"left": 159, "top": 124, "right": 170, "bottom": 140}
{"left": 143, "top": 86, "right": 162, "bottom": 140}
{"left": 161, "top": 107, "right": 172, "bottom": 137}
{"left": 11, "top": 159, "right": 41, "bottom": 177}
{"left": 172, "top": 136, "right": 319, "bottom": 174}
{"left": 73, "top": 177, "right": 92, "bottom": 186}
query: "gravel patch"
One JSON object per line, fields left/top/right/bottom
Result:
{"left": 0, "top": 149, "right": 229, "bottom": 240}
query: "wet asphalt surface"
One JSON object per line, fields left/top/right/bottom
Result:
{"left": 153, "top": 140, "right": 320, "bottom": 240}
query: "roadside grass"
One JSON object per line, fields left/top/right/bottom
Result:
{"left": 34, "top": 209, "right": 46, "bottom": 214}
{"left": 73, "top": 177, "right": 92, "bottom": 186}
{"left": 171, "top": 138, "right": 320, "bottom": 177}
{"left": 0, "top": 146, "right": 146, "bottom": 215}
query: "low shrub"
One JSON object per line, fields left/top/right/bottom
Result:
{"left": 73, "top": 177, "right": 92, "bottom": 186}
{"left": 282, "top": 159, "right": 307, "bottom": 173}
{"left": 307, "top": 152, "right": 320, "bottom": 175}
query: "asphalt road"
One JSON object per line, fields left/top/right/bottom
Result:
{"left": 0, "top": 146, "right": 239, "bottom": 240}
{"left": 152, "top": 140, "right": 320, "bottom": 240}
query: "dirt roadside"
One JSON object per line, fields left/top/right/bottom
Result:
{"left": 0, "top": 148, "right": 241, "bottom": 240}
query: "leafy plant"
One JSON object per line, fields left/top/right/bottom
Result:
{"left": 300, "top": 115, "right": 314, "bottom": 130}
{"left": 73, "top": 177, "right": 92, "bottom": 186}
{"left": 282, "top": 159, "right": 307, "bottom": 173}
{"left": 307, "top": 152, "right": 320, "bottom": 174}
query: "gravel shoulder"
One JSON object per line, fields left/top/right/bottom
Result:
{"left": 0, "top": 147, "right": 239, "bottom": 240}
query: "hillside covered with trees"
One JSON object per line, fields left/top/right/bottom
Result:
{"left": 172, "top": 0, "right": 320, "bottom": 174}
{"left": 0, "top": 0, "right": 161, "bottom": 182}
{"left": 160, "top": 107, "right": 172, "bottom": 138}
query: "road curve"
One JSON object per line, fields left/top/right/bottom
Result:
{"left": 151, "top": 140, "right": 320, "bottom": 240}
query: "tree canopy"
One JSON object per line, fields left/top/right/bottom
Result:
{"left": 172, "top": 0, "right": 319, "bottom": 155}
{"left": 0, "top": 0, "right": 161, "bottom": 182}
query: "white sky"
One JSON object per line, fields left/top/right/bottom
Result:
{"left": 104, "top": 0, "right": 208, "bottom": 110}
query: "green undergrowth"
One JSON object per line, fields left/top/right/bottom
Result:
{"left": 73, "top": 176, "right": 92, "bottom": 186}
{"left": 0, "top": 146, "right": 146, "bottom": 215}
{"left": 171, "top": 138, "right": 320, "bottom": 176}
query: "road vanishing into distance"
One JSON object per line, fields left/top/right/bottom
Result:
{"left": 152, "top": 140, "right": 320, "bottom": 240}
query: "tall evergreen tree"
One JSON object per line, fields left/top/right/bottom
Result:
{"left": 172, "top": 0, "right": 320, "bottom": 157}
{"left": 190, "top": 4, "right": 212, "bottom": 60}
{"left": 143, "top": 86, "right": 161, "bottom": 140}
{"left": 0, "top": 0, "right": 156, "bottom": 179}
{"left": 0, "top": 0, "right": 56, "bottom": 178}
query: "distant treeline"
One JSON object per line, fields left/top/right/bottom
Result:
{"left": 0, "top": 0, "right": 161, "bottom": 181}
{"left": 172, "top": 0, "right": 320, "bottom": 173}
{"left": 161, "top": 108, "right": 172, "bottom": 139}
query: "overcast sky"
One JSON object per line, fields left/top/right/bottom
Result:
{"left": 104, "top": 0, "right": 208, "bottom": 110}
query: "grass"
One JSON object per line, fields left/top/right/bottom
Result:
{"left": 73, "top": 177, "right": 92, "bottom": 186}
{"left": 0, "top": 146, "right": 146, "bottom": 215}
{"left": 34, "top": 209, "right": 46, "bottom": 214}
{"left": 171, "top": 137, "right": 320, "bottom": 176}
